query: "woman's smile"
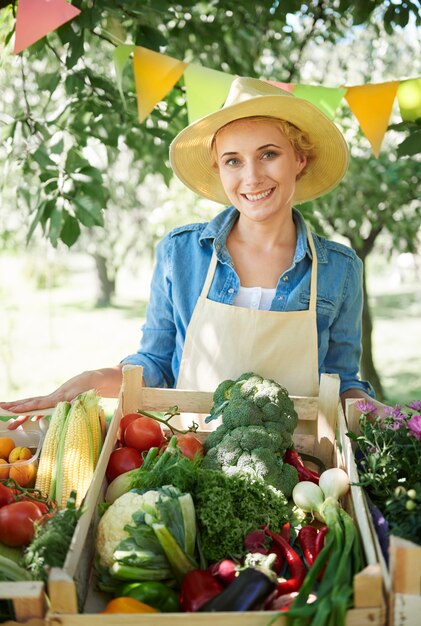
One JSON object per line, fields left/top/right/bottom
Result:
{"left": 215, "top": 118, "right": 307, "bottom": 224}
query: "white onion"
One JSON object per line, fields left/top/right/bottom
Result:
{"left": 292, "top": 481, "right": 324, "bottom": 513}
{"left": 319, "top": 468, "right": 350, "bottom": 500}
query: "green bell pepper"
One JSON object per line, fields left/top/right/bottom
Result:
{"left": 116, "top": 581, "right": 180, "bottom": 612}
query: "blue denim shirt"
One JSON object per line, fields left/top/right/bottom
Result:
{"left": 122, "top": 207, "right": 373, "bottom": 396}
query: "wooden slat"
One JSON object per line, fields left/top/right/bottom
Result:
{"left": 0, "top": 581, "right": 45, "bottom": 621}
{"left": 313, "top": 373, "right": 340, "bottom": 467}
{"left": 46, "top": 607, "right": 385, "bottom": 626}
{"left": 389, "top": 535, "right": 421, "bottom": 595}
{"left": 353, "top": 564, "right": 384, "bottom": 608}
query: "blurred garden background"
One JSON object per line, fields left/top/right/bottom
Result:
{"left": 0, "top": 0, "right": 420, "bottom": 408}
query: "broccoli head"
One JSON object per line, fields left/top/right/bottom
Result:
{"left": 202, "top": 372, "right": 299, "bottom": 498}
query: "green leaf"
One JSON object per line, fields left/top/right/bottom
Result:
{"left": 26, "top": 200, "right": 47, "bottom": 244}
{"left": 65, "top": 148, "right": 89, "bottom": 172}
{"left": 74, "top": 195, "right": 104, "bottom": 227}
{"left": 32, "top": 146, "right": 53, "bottom": 169}
{"left": 60, "top": 214, "right": 81, "bottom": 247}
{"left": 397, "top": 132, "right": 421, "bottom": 157}
{"left": 37, "top": 72, "right": 61, "bottom": 92}
{"left": 66, "top": 31, "right": 85, "bottom": 69}
{"left": 48, "top": 207, "right": 64, "bottom": 248}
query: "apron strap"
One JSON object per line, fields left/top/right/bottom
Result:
{"left": 305, "top": 222, "right": 318, "bottom": 313}
{"left": 202, "top": 224, "right": 318, "bottom": 311}
{"left": 200, "top": 248, "right": 219, "bottom": 297}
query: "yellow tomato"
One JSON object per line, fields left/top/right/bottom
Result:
{"left": 101, "top": 597, "right": 159, "bottom": 614}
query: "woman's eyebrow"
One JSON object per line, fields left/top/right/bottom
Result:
{"left": 220, "top": 143, "right": 281, "bottom": 159}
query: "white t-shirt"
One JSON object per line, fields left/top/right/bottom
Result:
{"left": 233, "top": 286, "right": 276, "bottom": 311}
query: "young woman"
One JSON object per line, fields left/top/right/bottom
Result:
{"left": 2, "top": 76, "right": 380, "bottom": 425}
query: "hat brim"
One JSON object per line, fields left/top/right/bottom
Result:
{"left": 169, "top": 94, "right": 349, "bottom": 204}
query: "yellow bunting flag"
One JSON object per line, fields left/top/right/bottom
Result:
{"left": 292, "top": 84, "right": 346, "bottom": 120}
{"left": 184, "top": 65, "right": 235, "bottom": 123}
{"left": 133, "top": 46, "right": 188, "bottom": 122}
{"left": 14, "top": 0, "right": 81, "bottom": 55}
{"left": 113, "top": 44, "right": 135, "bottom": 106}
{"left": 345, "top": 81, "right": 400, "bottom": 157}
{"left": 397, "top": 77, "right": 421, "bottom": 122}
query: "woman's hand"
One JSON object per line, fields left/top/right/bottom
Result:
{"left": 0, "top": 366, "right": 123, "bottom": 429}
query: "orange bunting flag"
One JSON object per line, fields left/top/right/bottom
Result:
{"left": 397, "top": 77, "right": 421, "bottom": 122}
{"left": 345, "top": 81, "right": 400, "bottom": 157}
{"left": 184, "top": 65, "right": 235, "bottom": 122}
{"left": 14, "top": 0, "right": 81, "bottom": 55}
{"left": 292, "top": 84, "right": 346, "bottom": 119}
{"left": 133, "top": 46, "right": 188, "bottom": 122}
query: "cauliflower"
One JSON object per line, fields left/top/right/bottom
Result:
{"left": 95, "top": 490, "right": 159, "bottom": 568}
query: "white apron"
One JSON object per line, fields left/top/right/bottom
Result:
{"left": 176, "top": 223, "right": 319, "bottom": 427}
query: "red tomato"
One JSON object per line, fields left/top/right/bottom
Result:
{"left": 0, "top": 482, "right": 14, "bottom": 507}
{"left": 118, "top": 413, "right": 141, "bottom": 443}
{"left": 175, "top": 434, "right": 204, "bottom": 460}
{"left": 0, "top": 501, "right": 42, "bottom": 546}
{"left": 124, "top": 417, "right": 164, "bottom": 453}
{"left": 106, "top": 447, "right": 143, "bottom": 482}
{"left": 15, "top": 495, "right": 49, "bottom": 515}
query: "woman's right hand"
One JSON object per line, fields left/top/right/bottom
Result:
{"left": 0, "top": 366, "right": 123, "bottom": 429}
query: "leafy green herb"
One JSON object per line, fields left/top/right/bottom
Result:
{"left": 22, "top": 491, "right": 84, "bottom": 582}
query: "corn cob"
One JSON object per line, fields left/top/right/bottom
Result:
{"left": 55, "top": 398, "right": 95, "bottom": 509}
{"left": 80, "top": 390, "right": 103, "bottom": 465}
{"left": 35, "top": 401, "right": 71, "bottom": 498}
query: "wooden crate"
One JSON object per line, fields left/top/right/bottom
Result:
{"left": 47, "top": 365, "right": 386, "bottom": 626}
{"left": 346, "top": 400, "right": 421, "bottom": 626}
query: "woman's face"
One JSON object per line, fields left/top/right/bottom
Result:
{"left": 214, "top": 118, "right": 307, "bottom": 224}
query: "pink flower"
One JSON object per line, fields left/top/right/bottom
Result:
{"left": 356, "top": 400, "right": 377, "bottom": 415}
{"left": 407, "top": 401, "right": 421, "bottom": 412}
{"left": 408, "top": 415, "right": 421, "bottom": 441}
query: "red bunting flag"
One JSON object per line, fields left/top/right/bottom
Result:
{"left": 14, "top": 0, "right": 81, "bottom": 55}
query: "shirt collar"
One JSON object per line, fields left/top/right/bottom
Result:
{"left": 199, "top": 206, "right": 327, "bottom": 264}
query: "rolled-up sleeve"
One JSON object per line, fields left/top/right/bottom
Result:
{"left": 121, "top": 236, "right": 176, "bottom": 388}
{"left": 322, "top": 253, "right": 374, "bottom": 397}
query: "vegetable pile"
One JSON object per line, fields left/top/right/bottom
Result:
{"left": 91, "top": 372, "right": 366, "bottom": 620}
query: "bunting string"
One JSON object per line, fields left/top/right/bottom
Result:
{"left": 11, "top": 3, "right": 421, "bottom": 157}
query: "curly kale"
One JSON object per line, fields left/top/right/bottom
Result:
{"left": 203, "top": 372, "right": 299, "bottom": 497}
{"left": 193, "top": 468, "right": 290, "bottom": 561}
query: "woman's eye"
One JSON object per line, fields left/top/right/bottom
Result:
{"left": 262, "top": 150, "right": 277, "bottom": 160}
{"left": 225, "top": 157, "right": 240, "bottom": 167}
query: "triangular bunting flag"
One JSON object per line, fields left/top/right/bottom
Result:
{"left": 133, "top": 46, "right": 188, "bottom": 122}
{"left": 14, "top": 0, "right": 81, "bottom": 55}
{"left": 292, "top": 84, "right": 346, "bottom": 119}
{"left": 345, "top": 81, "right": 400, "bottom": 157}
{"left": 265, "top": 80, "right": 294, "bottom": 93}
{"left": 113, "top": 44, "right": 135, "bottom": 106}
{"left": 397, "top": 77, "right": 421, "bottom": 122}
{"left": 184, "top": 65, "right": 235, "bottom": 123}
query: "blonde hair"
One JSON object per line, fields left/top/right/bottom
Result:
{"left": 211, "top": 115, "right": 316, "bottom": 178}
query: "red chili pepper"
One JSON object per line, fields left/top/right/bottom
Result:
{"left": 280, "top": 521, "right": 291, "bottom": 543}
{"left": 245, "top": 529, "right": 283, "bottom": 573}
{"left": 284, "top": 449, "right": 320, "bottom": 484}
{"left": 298, "top": 525, "right": 318, "bottom": 567}
{"left": 264, "top": 528, "right": 306, "bottom": 596}
{"left": 314, "top": 526, "right": 329, "bottom": 580}
{"left": 314, "top": 526, "right": 328, "bottom": 556}
{"left": 180, "top": 569, "right": 224, "bottom": 612}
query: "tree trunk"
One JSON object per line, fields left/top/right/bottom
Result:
{"left": 360, "top": 259, "right": 385, "bottom": 401}
{"left": 93, "top": 253, "right": 115, "bottom": 307}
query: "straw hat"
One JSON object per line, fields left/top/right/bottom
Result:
{"left": 169, "top": 76, "right": 349, "bottom": 205}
